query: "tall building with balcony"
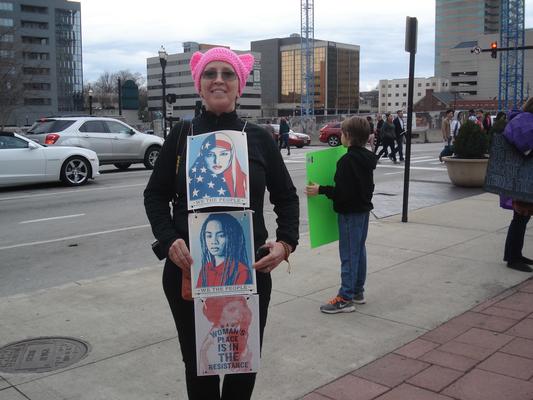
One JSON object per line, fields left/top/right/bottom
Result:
{"left": 251, "top": 35, "right": 360, "bottom": 117}
{"left": 0, "top": 0, "right": 83, "bottom": 125}
{"left": 435, "top": 0, "right": 500, "bottom": 77}
{"left": 146, "top": 42, "right": 262, "bottom": 121}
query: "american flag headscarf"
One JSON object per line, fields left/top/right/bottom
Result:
{"left": 188, "top": 132, "right": 247, "bottom": 202}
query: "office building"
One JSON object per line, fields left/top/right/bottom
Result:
{"left": 146, "top": 42, "right": 262, "bottom": 120}
{"left": 0, "top": 0, "right": 83, "bottom": 125}
{"left": 378, "top": 77, "right": 450, "bottom": 113}
{"left": 435, "top": 0, "right": 500, "bottom": 77}
{"left": 251, "top": 35, "right": 360, "bottom": 116}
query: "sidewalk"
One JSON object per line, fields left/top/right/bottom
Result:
{"left": 1, "top": 193, "right": 532, "bottom": 400}
{"left": 302, "top": 280, "right": 533, "bottom": 400}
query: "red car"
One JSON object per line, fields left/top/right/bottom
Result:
{"left": 319, "top": 122, "right": 342, "bottom": 146}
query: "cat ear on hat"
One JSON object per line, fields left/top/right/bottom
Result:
{"left": 190, "top": 51, "right": 203, "bottom": 78}
{"left": 239, "top": 54, "right": 255, "bottom": 75}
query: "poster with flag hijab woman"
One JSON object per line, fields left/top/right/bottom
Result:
{"left": 186, "top": 130, "right": 249, "bottom": 210}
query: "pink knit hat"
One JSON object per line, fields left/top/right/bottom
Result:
{"left": 190, "top": 47, "right": 255, "bottom": 96}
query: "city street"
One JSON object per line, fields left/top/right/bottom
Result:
{"left": 0, "top": 142, "right": 483, "bottom": 298}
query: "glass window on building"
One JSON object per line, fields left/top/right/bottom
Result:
{"left": 0, "top": 49, "right": 14, "bottom": 57}
{"left": 388, "top": 84, "right": 391, "bottom": 88}
{"left": 417, "top": 92, "right": 421, "bottom": 96}
{"left": 55, "top": 8, "right": 83, "bottom": 112}
{"left": 395, "top": 93, "right": 399, "bottom": 97}
{"left": 426, "top": 83, "right": 430, "bottom": 87}
{"left": 388, "top": 93, "right": 391, "bottom": 97}
{"left": 395, "top": 84, "right": 399, "bottom": 88}
{"left": 0, "top": 17, "right": 13, "bottom": 26}
{"left": 403, "top": 93, "right": 406, "bottom": 97}
{"left": 403, "top": 84, "right": 406, "bottom": 88}
{"left": 388, "top": 102, "right": 391, "bottom": 106}
{"left": 432, "top": 82, "right": 436, "bottom": 86}
{"left": 395, "top": 102, "right": 399, "bottom": 106}
{"left": 0, "top": 2, "right": 13, "bottom": 11}
{"left": 21, "top": 4, "right": 47, "bottom": 13}
{"left": 0, "top": 34, "right": 13, "bottom": 42}
{"left": 417, "top": 83, "right": 421, "bottom": 87}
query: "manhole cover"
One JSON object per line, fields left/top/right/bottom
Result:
{"left": 0, "top": 337, "right": 90, "bottom": 373}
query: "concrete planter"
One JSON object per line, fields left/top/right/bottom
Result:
{"left": 442, "top": 157, "right": 489, "bottom": 187}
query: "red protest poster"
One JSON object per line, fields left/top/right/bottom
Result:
{"left": 194, "top": 294, "right": 260, "bottom": 376}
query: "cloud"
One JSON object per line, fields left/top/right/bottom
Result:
{"left": 80, "top": 0, "right": 533, "bottom": 91}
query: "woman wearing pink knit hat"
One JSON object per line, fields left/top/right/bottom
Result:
{"left": 144, "top": 47, "right": 299, "bottom": 399}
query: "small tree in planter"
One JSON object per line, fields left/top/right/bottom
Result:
{"left": 453, "top": 121, "right": 489, "bottom": 158}
{"left": 443, "top": 120, "right": 490, "bottom": 187}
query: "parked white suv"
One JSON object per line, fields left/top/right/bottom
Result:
{"left": 25, "top": 117, "right": 164, "bottom": 170}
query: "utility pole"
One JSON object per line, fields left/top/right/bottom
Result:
{"left": 402, "top": 16, "right": 418, "bottom": 223}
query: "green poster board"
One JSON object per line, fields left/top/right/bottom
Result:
{"left": 306, "top": 146, "right": 347, "bottom": 248}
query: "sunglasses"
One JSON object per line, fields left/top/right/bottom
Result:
{"left": 201, "top": 69, "right": 237, "bottom": 81}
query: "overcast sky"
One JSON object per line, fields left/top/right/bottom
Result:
{"left": 81, "top": 0, "right": 533, "bottom": 91}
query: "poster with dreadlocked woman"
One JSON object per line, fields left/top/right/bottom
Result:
{"left": 195, "top": 294, "right": 260, "bottom": 376}
{"left": 186, "top": 130, "right": 249, "bottom": 210}
{"left": 188, "top": 210, "right": 256, "bottom": 298}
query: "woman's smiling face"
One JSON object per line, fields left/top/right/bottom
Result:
{"left": 199, "top": 61, "right": 239, "bottom": 114}
{"left": 205, "top": 220, "right": 226, "bottom": 258}
{"left": 205, "top": 146, "right": 232, "bottom": 175}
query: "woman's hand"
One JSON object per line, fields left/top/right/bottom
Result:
{"left": 168, "top": 238, "right": 193, "bottom": 270}
{"left": 305, "top": 183, "right": 320, "bottom": 197}
{"left": 253, "top": 241, "right": 289, "bottom": 273}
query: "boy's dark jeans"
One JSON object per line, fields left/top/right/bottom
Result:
{"left": 338, "top": 212, "right": 369, "bottom": 300}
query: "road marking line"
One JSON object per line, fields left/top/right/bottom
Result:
{"left": 0, "top": 224, "right": 150, "bottom": 251}
{"left": 412, "top": 158, "right": 439, "bottom": 163}
{"left": 384, "top": 172, "right": 404, "bottom": 175}
{"left": 20, "top": 214, "right": 85, "bottom": 224}
{"left": 284, "top": 160, "right": 305, "bottom": 164}
{"left": 0, "top": 183, "right": 146, "bottom": 202}
{"left": 410, "top": 156, "right": 433, "bottom": 160}
{"left": 377, "top": 165, "right": 446, "bottom": 171}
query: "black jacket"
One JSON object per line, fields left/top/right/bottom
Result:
{"left": 393, "top": 116, "right": 404, "bottom": 137}
{"left": 144, "top": 110, "right": 299, "bottom": 259}
{"left": 319, "top": 146, "right": 377, "bottom": 214}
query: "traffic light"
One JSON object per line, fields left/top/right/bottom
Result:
{"left": 166, "top": 93, "right": 177, "bottom": 104}
{"left": 490, "top": 41, "right": 498, "bottom": 59}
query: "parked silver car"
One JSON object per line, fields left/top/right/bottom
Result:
{"left": 25, "top": 117, "right": 164, "bottom": 170}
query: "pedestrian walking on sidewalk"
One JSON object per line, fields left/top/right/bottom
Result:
{"left": 144, "top": 47, "right": 299, "bottom": 400}
{"left": 376, "top": 113, "right": 398, "bottom": 163}
{"left": 393, "top": 110, "right": 405, "bottom": 161}
{"left": 366, "top": 116, "right": 375, "bottom": 153}
{"left": 439, "top": 109, "right": 455, "bottom": 162}
{"left": 305, "top": 116, "right": 377, "bottom": 313}
{"left": 374, "top": 113, "right": 386, "bottom": 156}
{"left": 279, "top": 117, "right": 291, "bottom": 155}
{"left": 501, "top": 97, "right": 533, "bottom": 273}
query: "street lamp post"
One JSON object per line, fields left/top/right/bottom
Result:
{"left": 88, "top": 89, "right": 93, "bottom": 116}
{"left": 158, "top": 45, "right": 168, "bottom": 139}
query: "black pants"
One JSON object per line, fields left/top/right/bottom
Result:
{"left": 279, "top": 134, "right": 290, "bottom": 154}
{"left": 395, "top": 135, "right": 404, "bottom": 160}
{"left": 376, "top": 138, "right": 397, "bottom": 160}
{"left": 504, "top": 211, "right": 531, "bottom": 262}
{"left": 163, "top": 261, "right": 272, "bottom": 400}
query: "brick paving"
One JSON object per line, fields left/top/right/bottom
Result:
{"left": 302, "top": 278, "right": 533, "bottom": 400}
